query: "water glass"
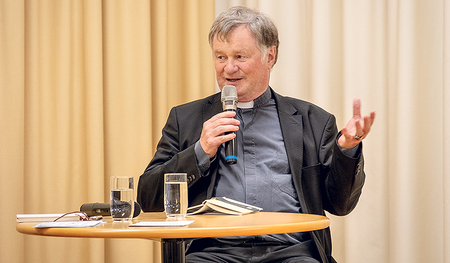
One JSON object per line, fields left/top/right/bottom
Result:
{"left": 164, "top": 173, "right": 188, "bottom": 219}
{"left": 110, "top": 176, "right": 134, "bottom": 222}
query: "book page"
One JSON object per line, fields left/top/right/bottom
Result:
{"left": 187, "top": 197, "right": 262, "bottom": 215}
{"left": 212, "top": 197, "right": 262, "bottom": 213}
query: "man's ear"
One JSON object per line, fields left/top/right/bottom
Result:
{"left": 267, "top": 46, "right": 277, "bottom": 68}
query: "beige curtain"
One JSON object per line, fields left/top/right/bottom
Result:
{"left": 217, "top": 0, "right": 450, "bottom": 262}
{"left": 0, "top": 0, "right": 214, "bottom": 263}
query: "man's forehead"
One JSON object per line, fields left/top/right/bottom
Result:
{"left": 212, "top": 40, "right": 254, "bottom": 55}
{"left": 212, "top": 30, "right": 258, "bottom": 53}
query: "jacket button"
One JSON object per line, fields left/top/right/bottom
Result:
{"left": 188, "top": 175, "right": 195, "bottom": 183}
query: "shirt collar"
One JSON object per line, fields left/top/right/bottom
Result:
{"left": 237, "top": 87, "right": 272, "bottom": 109}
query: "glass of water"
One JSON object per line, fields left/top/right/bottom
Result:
{"left": 110, "top": 176, "right": 134, "bottom": 222}
{"left": 164, "top": 173, "right": 188, "bottom": 220}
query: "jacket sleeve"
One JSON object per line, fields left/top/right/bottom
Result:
{"left": 320, "top": 117, "right": 365, "bottom": 216}
{"left": 137, "top": 107, "right": 204, "bottom": 212}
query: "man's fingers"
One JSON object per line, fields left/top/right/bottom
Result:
{"left": 214, "top": 124, "right": 240, "bottom": 136}
{"left": 200, "top": 111, "right": 240, "bottom": 158}
{"left": 361, "top": 111, "right": 376, "bottom": 138}
{"left": 363, "top": 115, "right": 373, "bottom": 132}
{"left": 353, "top": 98, "right": 361, "bottom": 118}
{"left": 341, "top": 127, "right": 352, "bottom": 139}
{"left": 217, "top": 110, "right": 237, "bottom": 119}
{"left": 354, "top": 120, "right": 363, "bottom": 137}
{"left": 370, "top": 111, "right": 376, "bottom": 125}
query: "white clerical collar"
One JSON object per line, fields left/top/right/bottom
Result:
{"left": 237, "top": 101, "right": 254, "bottom": 109}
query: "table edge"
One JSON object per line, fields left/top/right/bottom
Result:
{"left": 16, "top": 212, "right": 330, "bottom": 240}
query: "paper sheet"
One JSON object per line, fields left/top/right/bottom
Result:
{"left": 34, "top": 221, "right": 103, "bottom": 228}
{"left": 17, "top": 213, "right": 79, "bottom": 223}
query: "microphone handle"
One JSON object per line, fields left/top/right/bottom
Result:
{"left": 225, "top": 137, "right": 237, "bottom": 164}
{"left": 224, "top": 108, "right": 237, "bottom": 164}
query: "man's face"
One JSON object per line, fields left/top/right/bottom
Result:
{"left": 212, "top": 25, "right": 276, "bottom": 102}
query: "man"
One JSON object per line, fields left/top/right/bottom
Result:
{"left": 137, "top": 6, "right": 375, "bottom": 263}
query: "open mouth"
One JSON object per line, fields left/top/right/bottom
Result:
{"left": 226, "top": 78, "right": 242, "bottom": 83}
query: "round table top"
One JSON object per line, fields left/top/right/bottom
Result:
{"left": 16, "top": 212, "right": 330, "bottom": 241}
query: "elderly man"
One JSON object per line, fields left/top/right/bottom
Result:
{"left": 138, "top": 6, "right": 375, "bottom": 263}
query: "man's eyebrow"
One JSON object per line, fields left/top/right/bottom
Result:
{"left": 213, "top": 49, "right": 248, "bottom": 55}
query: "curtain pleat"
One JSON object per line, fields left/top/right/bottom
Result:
{"left": 0, "top": 0, "right": 25, "bottom": 262}
{"left": 444, "top": 1, "right": 450, "bottom": 262}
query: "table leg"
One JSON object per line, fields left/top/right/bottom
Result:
{"left": 161, "top": 238, "right": 185, "bottom": 263}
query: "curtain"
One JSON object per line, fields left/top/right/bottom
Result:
{"left": 217, "top": 0, "right": 450, "bottom": 262}
{"left": 0, "top": 0, "right": 214, "bottom": 263}
{"left": 2, "top": 0, "right": 449, "bottom": 262}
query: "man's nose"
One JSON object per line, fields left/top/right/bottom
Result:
{"left": 224, "top": 59, "right": 238, "bottom": 73}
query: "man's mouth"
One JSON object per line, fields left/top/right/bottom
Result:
{"left": 226, "top": 78, "right": 242, "bottom": 82}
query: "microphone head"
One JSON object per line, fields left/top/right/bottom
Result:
{"left": 221, "top": 85, "right": 238, "bottom": 111}
{"left": 221, "top": 85, "right": 237, "bottom": 102}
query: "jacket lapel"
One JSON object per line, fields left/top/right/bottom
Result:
{"left": 273, "top": 92, "right": 307, "bottom": 212}
{"left": 203, "top": 92, "right": 222, "bottom": 123}
{"left": 203, "top": 92, "right": 222, "bottom": 197}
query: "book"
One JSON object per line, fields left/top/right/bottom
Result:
{"left": 187, "top": 197, "right": 262, "bottom": 216}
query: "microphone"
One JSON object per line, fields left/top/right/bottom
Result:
{"left": 80, "top": 202, "right": 141, "bottom": 218}
{"left": 221, "top": 85, "right": 238, "bottom": 164}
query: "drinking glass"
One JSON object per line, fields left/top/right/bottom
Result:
{"left": 164, "top": 173, "right": 188, "bottom": 220}
{"left": 110, "top": 176, "right": 134, "bottom": 222}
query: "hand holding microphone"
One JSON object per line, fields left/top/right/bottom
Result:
{"left": 221, "top": 85, "right": 238, "bottom": 164}
{"left": 199, "top": 85, "right": 239, "bottom": 163}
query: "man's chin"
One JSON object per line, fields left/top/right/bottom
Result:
{"left": 224, "top": 83, "right": 242, "bottom": 91}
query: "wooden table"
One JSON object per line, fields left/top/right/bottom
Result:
{"left": 17, "top": 212, "right": 330, "bottom": 263}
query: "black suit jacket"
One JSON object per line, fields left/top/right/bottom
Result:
{"left": 137, "top": 88, "right": 365, "bottom": 263}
